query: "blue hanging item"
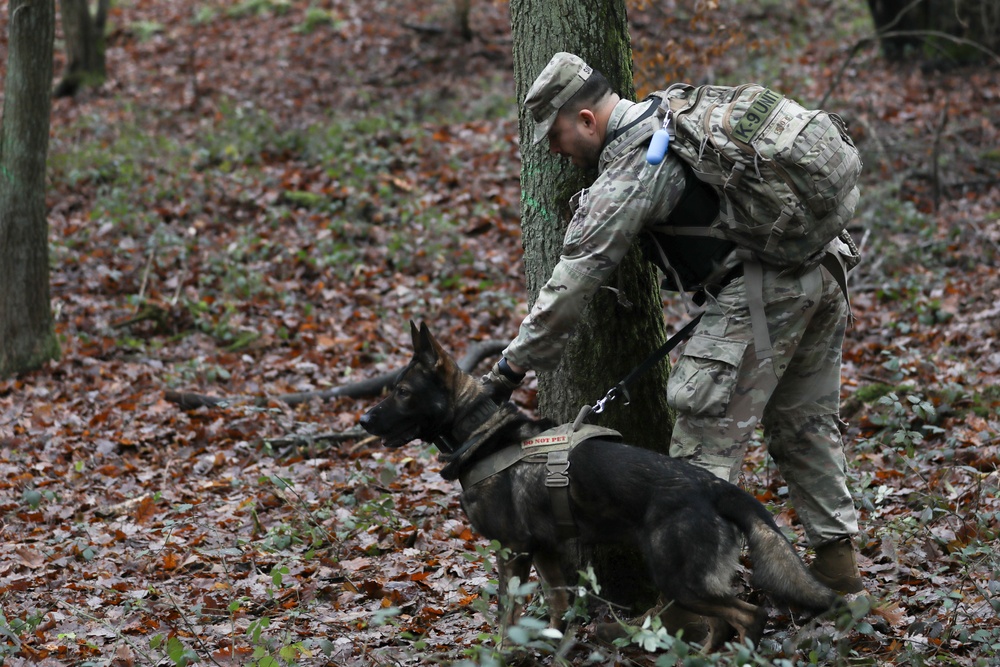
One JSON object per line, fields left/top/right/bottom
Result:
{"left": 647, "top": 108, "right": 673, "bottom": 165}
{"left": 646, "top": 128, "right": 670, "bottom": 164}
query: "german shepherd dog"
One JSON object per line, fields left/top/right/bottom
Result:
{"left": 360, "top": 322, "right": 838, "bottom": 648}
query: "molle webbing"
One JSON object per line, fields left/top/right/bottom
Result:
{"left": 457, "top": 424, "right": 620, "bottom": 488}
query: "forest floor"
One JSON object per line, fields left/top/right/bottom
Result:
{"left": 1, "top": 0, "right": 999, "bottom": 665}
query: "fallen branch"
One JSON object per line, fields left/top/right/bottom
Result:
{"left": 263, "top": 427, "right": 374, "bottom": 450}
{"left": 165, "top": 339, "right": 507, "bottom": 410}
{"left": 402, "top": 22, "right": 445, "bottom": 35}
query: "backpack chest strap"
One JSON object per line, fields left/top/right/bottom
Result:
{"left": 602, "top": 99, "right": 661, "bottom": 164}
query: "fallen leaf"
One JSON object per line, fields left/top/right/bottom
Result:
{"left": 15, "top": 547, "right": 45, "bottom": 569}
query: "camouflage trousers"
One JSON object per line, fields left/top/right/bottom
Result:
{"left": 667, "top": 263, "right": 860, "bottom": 546}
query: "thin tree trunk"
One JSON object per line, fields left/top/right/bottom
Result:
{"left": 867, "top": 0, "right": 999, "bottom": 63}
{"left": 0, "top": 0, "right": 60, "bottom": 378}
{"left": 454, "top": 0, "right": 473, "bottom": 41}
{"left": 55, "top": 0, "right": 109, "bottom": 97}
{"left": 510, "top": 0, "right": 670, "bottom": 615}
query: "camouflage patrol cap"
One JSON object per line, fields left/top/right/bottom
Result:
{"left": 524, "top": 52, "right": 593, "bottom": 145}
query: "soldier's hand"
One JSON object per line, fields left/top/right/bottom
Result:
{"left": 480, "top": 358, "right": 525, "bottom": 404}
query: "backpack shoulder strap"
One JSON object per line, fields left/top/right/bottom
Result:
{"left": 602, "top": 98, "right": 662, "bottom": 163}
{"left": 605, "top": 97, "right": 660, "bottom": 145}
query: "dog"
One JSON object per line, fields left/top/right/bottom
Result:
{"left": 360, "top": 322, "right": 838, "bottom": 648}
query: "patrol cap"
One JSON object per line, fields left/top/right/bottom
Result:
{"left": 525, "top": 52, "right": 593, "bottom": 145}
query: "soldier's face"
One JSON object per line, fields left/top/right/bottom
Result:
{"left": 547, "top": 109, "right": 602, "bottom": 168}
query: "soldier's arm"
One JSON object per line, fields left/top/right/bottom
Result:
{"left": 503, "top": 154, "right": 686, "bottom": 371}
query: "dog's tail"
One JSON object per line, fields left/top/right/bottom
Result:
{"left": 716, "top": 485, "right": 838, "bottom": 612}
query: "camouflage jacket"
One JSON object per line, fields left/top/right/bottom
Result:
{"left": 503, "top": 99, "right": 692, "bottom": 371}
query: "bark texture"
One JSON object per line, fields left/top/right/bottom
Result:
{"left": 0, "top": 0, "right": 60, "bottom": 378}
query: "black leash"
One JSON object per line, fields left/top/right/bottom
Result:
{"left": 572, "top": 314, "right": 703, "bottom": 430}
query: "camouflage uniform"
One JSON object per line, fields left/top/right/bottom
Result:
{"left": 505, "top": 53, "right": 859, "bottom": 547}
{"left": 666, "top": 265, "right": 859, "bottom": 543}
{"left": 504, "top": 98, "right": 689, "bottom": 371}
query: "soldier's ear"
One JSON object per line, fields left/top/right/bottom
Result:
{"left": 577, "top": 108, "right": 598, "bottom": 134}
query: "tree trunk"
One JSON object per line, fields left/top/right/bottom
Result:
{"left": 867, "top": 0, "right": 999, "bottom": 64}
{"left": 510, "top": 0, "right": 670, "bottom": 615}
{"left": 510, "top": 0, "right": 671, "bottom": 453}
{"left": 0, "top": 0, "right": 60, "bottom": 378}
{"left": 454, "top": 0, "right": 473, "bottom": 41}
{"left": 55, "top": 0, "right": 109, "bottom": 97}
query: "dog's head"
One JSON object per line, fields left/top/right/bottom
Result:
{"left": 360, "top": 321, "right": 478, "bottom": 448}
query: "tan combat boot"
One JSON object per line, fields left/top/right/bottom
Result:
{"left": 810, "top": 537, "right": 864, "bottom": 594}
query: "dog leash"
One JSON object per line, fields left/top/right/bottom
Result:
{"left": 572, "top": 314, "right": 703, "bottom": 430}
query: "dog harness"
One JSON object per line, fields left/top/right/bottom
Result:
{"left": 458, "top": 423, "right": 621, "bottom": 541}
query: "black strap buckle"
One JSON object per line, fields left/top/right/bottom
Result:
{"left": 576, "top": 314, "right": 703, "bottom": 426}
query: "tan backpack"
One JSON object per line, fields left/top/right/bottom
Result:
{"left": 612, "top": 83, "right": 864, "bottom": 364}
{"left": 648, "top": 83, "right": 863, "bottom": 270}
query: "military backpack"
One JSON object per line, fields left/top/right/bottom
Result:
{"left": 645, "top": 82, "right": 863, "bottom": 272}
{"left": 603, "top": 83, "right": 864, "bottom": 363}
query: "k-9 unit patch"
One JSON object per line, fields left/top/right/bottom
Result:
{"left": 731, "top": 88, "right": 784, "bottom": 143}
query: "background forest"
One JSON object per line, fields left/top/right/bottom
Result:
{"left": 0, "top": 0, "right": 998, "bottom": 665}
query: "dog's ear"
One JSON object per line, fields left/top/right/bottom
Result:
{"left": 409, "top": 320, "right": 421, "bottom": 352}
{"left": 413, "top": 321, "right": 440, "bottom": 368}
{"left": 415, "top": 322, "right": 459, "bottom": 376}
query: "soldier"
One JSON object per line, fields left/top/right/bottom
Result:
{"left": 482, "top": 52, "right": 864, "bottom": 598}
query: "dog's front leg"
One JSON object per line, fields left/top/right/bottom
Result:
{"left": 496, "top": 548, "right": 532, "bottom": 635}
{"left": 532, "top": 550, "right": 569, "bottom": 630}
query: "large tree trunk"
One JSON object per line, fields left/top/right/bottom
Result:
{"left": 510, "top": 0, "right": 670, "bottom": 453}
{"left": 867, "top": 0, "right": 999, "bottom": 64}
{"left": 510, "top": 0, "right": 670, "bottom": 615}
{"left": 55, "top": 0, "right": 109, "bottom": 97}
{"left": 0, "top": 0, "right": 61, "bottom": 378}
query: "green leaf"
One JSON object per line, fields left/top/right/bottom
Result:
{"left": 22, "top": 488, "right": 42, "bottom": 509}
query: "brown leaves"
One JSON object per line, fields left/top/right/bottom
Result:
{"left": 14, "top": 547, "right": 45, "bottom": 570}
{"left": 0, "top": 0, "right": 997, "bottom": 664}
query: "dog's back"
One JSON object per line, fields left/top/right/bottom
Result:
{"left": 565, "top": 439, "right": 837, "bottom": 611}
